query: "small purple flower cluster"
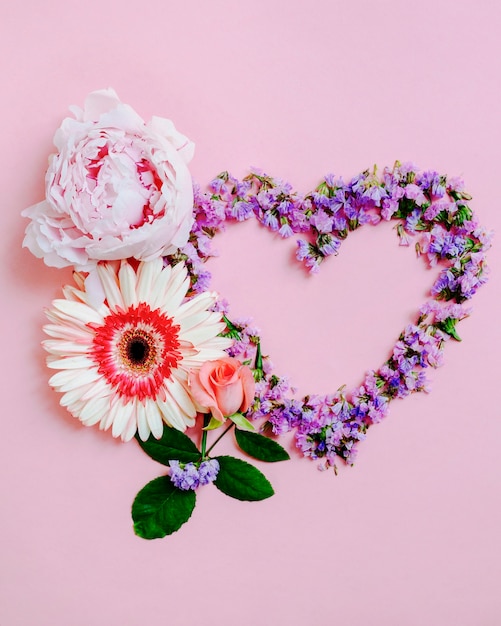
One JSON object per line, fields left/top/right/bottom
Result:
{"left": 169, "top": 459, "right": 220, "bottom": 491}
{"left": 171, "top": 163, "right": 490, "bottom": 469}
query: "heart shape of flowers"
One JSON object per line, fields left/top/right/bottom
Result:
{"left": 22, "top": 90, "right": 491, "bottom": 538}
{"left": 158, "top": 165, "right": 490, "bottom": 469}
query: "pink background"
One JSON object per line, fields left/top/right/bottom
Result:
{"left": 2, "top": 1, "right": 500, "bottom": 624}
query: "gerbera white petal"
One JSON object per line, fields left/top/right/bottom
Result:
{"left": 136, "top": 401, "right": 150, "bottom": 441}
{"left": 79, "top": 377, "right": 111, "bottom": 402}
{"left": 174, "top": 292, "right": 218, "bottom": 320}
{"left": 144, "top": 400, "right": 164, "bottom": 439}
{"left": 118, "top": 261, "right": 138, "bottom": 307}
{"left": 60, "top": 387, "right": 88, "bottom": 408}
{"left": 52, "top": 299, "right": 105, "bottom": 325}
{"left": 100, "top": 396, "right": 122, "bottom": 432}
{"left": 43, "top": 323, "right": 91, "bottom": 341}
{"left": 160, "top": 263, "right": 191, "bottom": 312}
{"left": 181, "top": 322, "right": 229, "bottom": 346}
{"left": 136, "top": 257, "right": 163, "bottom": 302}
{"left": 165, "top": 376, "right": 197, "bottom": 419}
{"left": 49, "top": 367, "right": 101, "bottom": 390}
{"left": 122, "top": 411, "right": 139, "bottom": 442}
{"left": 46, "top": 355, "right": 94, "bottom": 370}
{"left": 149, "top": 262, "right": 172, "bottom": 309}
{"left": 97, "top": 263, "right": 125, "bottom": 312}
{"left": 111, "top": 400, "right": 135, "bottom": 439}
{"left": 157, "top": 394, "right": 189, "bottom": 431}
{"left": 177, "top": 311, "right": 221, "bottom": 333}
{"left": 43, "top": 340, "right": 91, "bottom": 355}
{"left": 62, "top": 284, "right": 84, "bottom": 302}
{"left": 79, "top": 395, "right": 111, "bottom": 426}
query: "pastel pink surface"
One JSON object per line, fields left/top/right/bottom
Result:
{"left": 1, "top": 1, "right": 500, "bottom": 625}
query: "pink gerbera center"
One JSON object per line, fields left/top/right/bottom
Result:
{"left": 89, "top": 302, "right": 182, "bottom": 401}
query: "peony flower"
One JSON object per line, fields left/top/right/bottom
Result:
{"left": 43, "top": 258, "right": 233, "bottom": 441}
{"left": 189, "top": 357, "right": 255, "bottom": 422}
{"left": 23, "top": 88, "right": 195, "bottom": 270}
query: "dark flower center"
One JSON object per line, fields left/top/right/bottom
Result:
{"left": 127, "top": 336, "right": 150, "bottom": 365}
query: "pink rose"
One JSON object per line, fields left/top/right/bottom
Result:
{"left": 189, "top": 358, "right": 255, "bottom": 422}
{"left": 22, "top": 88, "right": 194, "bottom": 270}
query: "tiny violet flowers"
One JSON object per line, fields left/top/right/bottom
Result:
{"left": 169, "top": 459, "right": 220, "bottom": 490}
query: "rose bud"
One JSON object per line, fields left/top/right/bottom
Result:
{"left": 189, "top": 358, "right": 255, "bottom": 423}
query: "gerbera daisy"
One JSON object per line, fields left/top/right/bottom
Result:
{"left": 43, "top": 258, "right": 233, "bottom": 441}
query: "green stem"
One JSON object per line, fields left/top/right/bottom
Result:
{"left": 201, "top": 415, "right": 210, "bottom": 459}
{"left": 205, "top": 422, "right": 235, "bottom": 456}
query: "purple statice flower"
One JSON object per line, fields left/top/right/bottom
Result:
{"left": 228, "top": 200, "right": 254, "bottom": 221}
{"left": 324, "top": 173, "right": 342, "bottom": 188}
{"left": 435, "top": 302, "right": 471, "bottom": 322}
{"left": 458, "top": 267, "right": 485, "bottom": 300}
{"left": 447, "top": 176, "right": 465, "bottom": 193}
{"left": 310, "top": 208, "right": 334, "bottom": 233}
{"left": 311, "top": 191, "right": 331, "bottom": 209}
{"left": 208, "top": 176, "right": 227, "bottom": 194}
{"left": 295, "top": 239, "right": 321, "bottom": 272}
{"left": 404, "top": 183, "right": 427, "bottom": 206}
{"left": 362, "top": 181, "right": 388, "bottom": 206}
{"left": 266, "top": 398, "right": 304, "bottom": 434}
{"left": 318, "top": 235, "right": 341, "bottom": 257}
{"left": 332, "top": 215, "right": 348, "bottom": 233}
{"left": 381, "top": 197, "right": 399, "bottom": 220}
{"left": 278, "top": 220, "right": 294, "bottom": 238}
{"left": 169, "top": 461, "right": 200, "bottom": 490}
{"left": 416, "top": 170, "right": 446, "bottom": 198}
{"left": 431, "top": 269, "right": 458, "bottom": 299}
{"left": 169, "top": 459, "right": 220, "bottom": 490}
{"left": 198, "top": 459, "right": 220, "bottom": 485}
{"left": 262, "top": 210, "right": 279, "bottom": 231}
{"left": 192, "top": 268, "right": 212, "bottom": 293}
{"left": 405, "top": 208, "right": 424, "bottom": 233}
{"left": 424, "top": 201, "right": 452, "bottom": 221}
{"left": 296, "top": 238, "right": 310, "bottom": 261}
{"left": 331, "top": 187, "right": 351, "bottom": 213}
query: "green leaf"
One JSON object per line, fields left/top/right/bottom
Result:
{"left": 437, "top": 317, "right": 462, "bottom": 341}
{"left": 132, "top": 476, "right": 196, "bottom": 539}
{"left": 136, "top": 428, "right": 200, "bottom": 465}
{"left": 213, "top": 456, "right": 274, "bottom": 501}
{"left": 204, "top": 416, "right": 224, "bottom": 431}
{"left": 229, "top": 412, "right": 255, "bottom": 432}
{"left": 235, "top": 429, "right": 290, "bottom": 462}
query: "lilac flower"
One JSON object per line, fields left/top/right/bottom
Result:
{"left": 198, "top": 459, "right": 220, "bottom": 485}
{"left": 169, "top": 461, "right": 200, "bottom": 490}
{"left": 229, "top": 200, "right": 254, "bottom": 221}
{"left": 169, "top": 459, "right": 220, "bottom": 490}
{"left": 311, "top": 209, "right": 334, "bottom": 233}
{"left": 405, "top": 183, "right": 427, "bottom": 206}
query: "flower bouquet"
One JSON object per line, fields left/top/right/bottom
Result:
{"left": 23, "top": 89, "right": 490, "bottom": 538}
